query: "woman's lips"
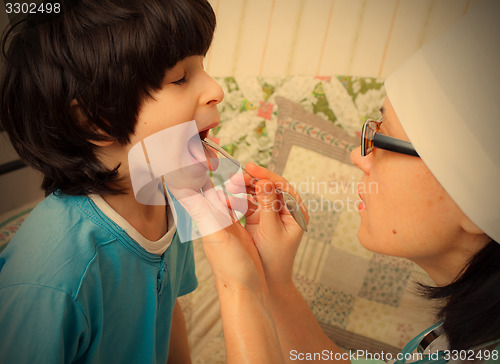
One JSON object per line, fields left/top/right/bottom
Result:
{"left": 357, "top": 199, "right": 366, "bottom": 212}
{"left": 357, "top": 190, "right": 366, "bottom": 212}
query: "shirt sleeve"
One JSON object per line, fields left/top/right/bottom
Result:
{"left": 177, "top": 240, "right": 198, "bottom": 297}
{"left": 0, "top": 284, "right": 89, "bottom": 363}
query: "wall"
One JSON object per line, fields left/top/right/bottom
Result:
{"left": 205, "top": 0, "right": 483, "bottom": 78}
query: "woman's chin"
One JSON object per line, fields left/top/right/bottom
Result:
{"left": 357, "top": 228, "right": 386, "bottom": 255}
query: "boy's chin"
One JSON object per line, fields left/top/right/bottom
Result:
{"left": 164, "top": 172, "right": 210, "bottom": 192}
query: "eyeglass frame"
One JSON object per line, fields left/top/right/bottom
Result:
{"left": 361, "top": 118, "right": 419, "bottom": 157}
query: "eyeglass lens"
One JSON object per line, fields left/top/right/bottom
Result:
{"left": 362, "top": 119, "right": 380, "bottom": 156}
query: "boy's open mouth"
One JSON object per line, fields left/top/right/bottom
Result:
{"left": 187, "top": 128, "right": 218, "bottom": 171}
{"left": 198, "top": 129, "right": 209, "bottom": 141}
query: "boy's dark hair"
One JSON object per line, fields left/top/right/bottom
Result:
{"left": 0, "top": 0, "right": 216, "bottom": 196}
{"left": 419, "top": 239, "right": 500, "bottom": 351}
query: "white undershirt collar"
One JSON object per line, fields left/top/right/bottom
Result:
{"left": 89, "top": 194, "right": 176, "bottom": 255}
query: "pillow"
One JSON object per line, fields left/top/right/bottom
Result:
{"left": 271, "top": 96, "right": 435, "bottom": 354}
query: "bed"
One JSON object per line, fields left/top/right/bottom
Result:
{"left": 0, "top": 75, "right": 436, "bottom": 363}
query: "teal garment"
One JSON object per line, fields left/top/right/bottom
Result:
{"left": 0, "top": 193, "right": 198, "bottom": 364}
{"left": 352, "top": 322, "right": 500, "bottom": 364}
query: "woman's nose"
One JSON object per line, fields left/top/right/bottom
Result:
{"left": 350, "top": 146, "right": 371, "bottom": 174}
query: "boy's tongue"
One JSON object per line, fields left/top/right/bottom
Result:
{"left": 187, "top": 135, "right": 218, "bottom": 171}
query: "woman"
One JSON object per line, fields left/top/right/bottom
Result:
{"left": 182, "top": 1, "right": 500, "bottom": 362}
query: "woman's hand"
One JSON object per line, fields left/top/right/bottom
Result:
{"left": 169, "top": 178, "right": 267, "bottom": 294}
{"left": 241, "top": 163, "right": 310, "bottom": 289}
{"left": 169, "top": 176, "right": 286, "bottom": 364}
{"left": 169, "top": 162, "right": 310, "bottom": 291}
{"left": 203, "top": 221, "right": 268, "bottom": 294}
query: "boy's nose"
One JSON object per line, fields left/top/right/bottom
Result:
{"left": 202, "top": 74, "right": 224, "bottom": 106}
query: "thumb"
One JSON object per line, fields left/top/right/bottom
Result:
{"left": 254, "top": 180, "right": 283, "bottom": 233}
{"left": 170, "top": 187, "right": 233, "bottom": 236}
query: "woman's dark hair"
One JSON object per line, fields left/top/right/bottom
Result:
{"left": 419, "top": 239, "right": 500, "bottom": 351}
{"left": 0, "top": 0, "right": 216, "bottom": 196}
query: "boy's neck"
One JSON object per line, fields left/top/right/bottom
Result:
{"left": 100, "top": 192, "right": 168, "bottom": 241}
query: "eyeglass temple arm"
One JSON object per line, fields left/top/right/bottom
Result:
{"left": 373, "top": 134, "right": 420, "bottom": 157}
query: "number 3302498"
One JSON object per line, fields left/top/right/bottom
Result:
{"left": 5, "top": 3, "right": 61, "bottom": 14}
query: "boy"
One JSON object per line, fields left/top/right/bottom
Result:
{"left": 0, "top": 0, "right": 223, "bottom": 362}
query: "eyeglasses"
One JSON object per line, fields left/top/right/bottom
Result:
{"left": 361, "top": 118, "right": 419, "bottom": 157}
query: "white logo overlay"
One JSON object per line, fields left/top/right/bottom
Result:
{"left": 128, "top": 120, "right": 248, "bottom": 243}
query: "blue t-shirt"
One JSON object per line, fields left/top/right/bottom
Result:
{"left": 0, "top": 193, "right": 198, "bottom": 363}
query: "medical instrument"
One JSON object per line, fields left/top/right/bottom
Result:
{"left": 202, "top": 138, "right": 308, "bottom": 232}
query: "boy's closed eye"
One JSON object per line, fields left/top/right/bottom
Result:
{"left": 172, "top": 74, "right": 187, "bottom": 85}
{"left": 162, "top": 60, "right": 187, "bottom": 86}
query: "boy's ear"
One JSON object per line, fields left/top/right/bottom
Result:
{"left": 70, "top": 99, "right": 116, "bottom": 147}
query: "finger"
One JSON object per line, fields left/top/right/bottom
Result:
{"left": 170, "top": 177, "right": 235, "bottom": 236}
{"left": 225, "top": 179, "right": 256, "bottom": 197}
{"left": 173, "top": 189, "right": 233, "bottom": 236}
{"left": 254, "top": 179, "right": 284, "bottom": 234}
{"left": 224, "top": 192, "right": 257, "bottom": 217}
{"left": 243, "top": 193, "right": 259, "bottom": 217}
{"left": 243, "top": 195, "right": 260, "bottom": 225}
{"left": 229, "top": 171, "right": 259, "bottom": 189}
{"left": 246, "top": 163, "right": 296, "bottom": 197}
{"left": 246, "top": 162, "right": 310, "bottom": 224}
{"left": 201, "top": 179, "right": 225, "bottom": 207}
{"left": 214, "top": 189, "right": 239, "bottom": 223}
{"left": 245, "top": 162, "right": 287, "bottom": 184}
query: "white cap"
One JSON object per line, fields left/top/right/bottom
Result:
{"left": 385, "top": 0, "right": 500, "bottom": 243}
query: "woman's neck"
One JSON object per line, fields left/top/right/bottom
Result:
{"left": 414, "top": 233, "right": 490, "bottom": 287}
